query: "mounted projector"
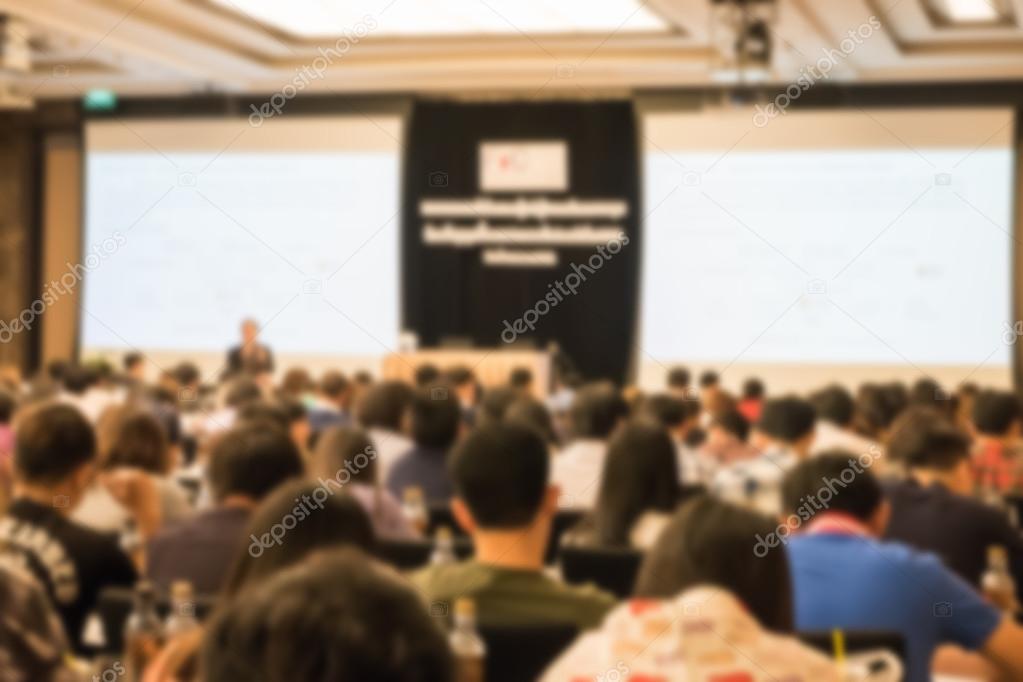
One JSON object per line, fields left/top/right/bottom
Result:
{"left": 0, "top": 16, "right": 31, "bottom": 74}
{"left": 710, "top": 0, "right": 778, "bottom": 84}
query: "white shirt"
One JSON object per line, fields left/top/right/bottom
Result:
{"left": 550, "top": 438, "right": 607, "bottom": 510}
{"left": 712, "top": 446, "right": 797, "bottom": 516}
{"left": 811, "top": 421, "right": 882, "bottom": 460}
{"left": 675, "top": 439, "right": 718, "bottom": 486}
{"left": 368, "top": 428, "right": 414, "bottom": 484}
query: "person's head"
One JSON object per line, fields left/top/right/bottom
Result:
{"left": 0, "top": 389, "right": 17, "bottom": 425}
{"left": 408, "top": 385, "right": 461, "bottom": 451}
{"left": 62, "top": 365, "right": 95, "bottom": 396}
{"left": 972, "top": 389, "right": 1022, "bottom": 440}
{"left": 755, "top": 396, "right": 816, "bottom": 456}
{"left": 666, "top": 366, "right": 691, "bottom": 391}
{"left": 444, "top": 366, "right": 477, "bottom": 408}
{"left": 509, "top": 367, "right": 533, "bottom": 393}
{"left": 13, "top": 404, "right": 97, "bottom": 509}
{"left": 475, "top": 386, "right": 518, "bottom": 429}
{"left": 222, "top": 480, "right": 375, "bottom": 597}
{"left": 742, "top": 378, "right": 765, "bottom": 401}
{"left": 504, "top": 397, "right": 558, "bottom": 446}
{"left": 635, "top": 496, "right": 794, "bottom": 632}
{"left": 637, "top": 394, "right": 698, "bottom": 440}
{"left": 887, "top": 408, "right": 972, "bottom": 494}
{"left": 102, "top": 410, "right": 171, "bottom": 475}
{"left": 123, "top": 353, "right": 145, "bottom": 380}
{"left": 855, "top": 383, "right": 901, "bottom": 439}
{"left": 593, "top": 423, "right": 679, "bottom": 546}
{"left": 225, "top": 376, "right": 263, "bottom": 409}
{"left": 207, "top": 424, "right": 304, "bottom": 505}
{"left": 356, "top": 381, "right": 414, "bottom": 433}
{"left": 173, "top": 362, "right": 201, "bottom": 390}
{"left": 318, "top": 371, "right": 350, "bottom": 410}
{"left": 240, "top": 318, "right": 259, "bottom": 345}
{"left": 707, "top": 408, "right": 750, "bottom": 446}
{"left": 414, "top": 364, "right": 440, "bottom": 387}
{"left": 781, "top": 451, "right": 888, "bottom": 536}
{"left": 698, "top": 370, "right": 720, "bottom": 391}
{"left": 810, "top": 384, "right": 855, "bottom": 428}
{"left": 449, "top": 423, "right": 553, "bottom": 538}
{"left": 570, "top": 383, "right": 628, "bottom": 440}
{"left": 203, "top": 549, "right": 454, "bottom": 682}
{"left": 280, "top": 368, "right": 313, "bottom": 400}
{"left": 312, "top": 426, "right": 378, "bottom": 487}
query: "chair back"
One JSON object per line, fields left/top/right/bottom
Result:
{"left": 478, "top": 622, "right": 578, "bottom": 682}
{"left": 558, "top": 545, "right": 643, "bottom": 599}
{"left": 375, "top": 536, "right": 474, "bottom": 571}
{"left": 97, "top": 586, "right": 215, "bottom": 654}
{"left": 545, "top": 509, "right": 585, "bottom": 564}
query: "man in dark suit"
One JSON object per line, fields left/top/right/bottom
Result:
{"left": 226, "top": 318, "right": 274, "bottom": 376}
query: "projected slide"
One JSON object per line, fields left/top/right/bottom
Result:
{"left": 640, "top": 109, "right": 1014, "bottom": 386}
{"left": 81, "top": 116, "right": 401, "bottom": 361}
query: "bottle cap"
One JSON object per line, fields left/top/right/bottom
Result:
{"left": 989, "top": 545, "right": 1008, "bottom": 562}
{"left": 170, "top": 580, "right": 194, "bottom": 601}
{"left": 454, "top": 597, "right": 476, "bottom": 619}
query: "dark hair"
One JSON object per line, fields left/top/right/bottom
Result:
{"left": 757, "top": 396, "right": 815, "bottom": 444}
{"left": 887, "top": 408, "right": 970, "bottom": 471}
{"left": 203, "top": 549, "right": 454, "bottom": 682}
{"left": 666, "top": 366, "right": 690, "bottom": 389}
{"left": 593, "top": 424, "right": 679, "bottom": 546}
{"left": 742, "top": 378, "right": 765, "bottom": 400}
{"left": 222, "top": 480, "right": 375, "bottom": 597}
{"left": 319, "top": 371, "right": 349, "bottom": 399}
{"left": 711, "top": 409, "right": 750, "bottom": 442}
{"left": 570, "top": 383, "right": 628, "bottom": 439}
{"left": 237, "top": 402, "right": 290, "bottom": 433}
{"left": 123, "top": 353, "right": 143, "bottom": 371}
{"left": 410, "top": 386, "right": 461, "bottom": 450}
{"left": 313, "top": 426, "right": 378, "bottom": 486}
{"left": 14, "top": 404, "right": 96, "bottom": 484}
{"left": 910, "top": 378, "right": 946, "bottom": 407}
{"left": 357, "top": 381, "right": 414, "bottom": 432}
{"left": 504, "top": 398, "right": 557, "bottom": 445}
{"left": 449, "top": 423, "right": 548, "bottom": 529}
{"left": 475, "top": 387, "right": 518, "bottom": 429}
{"left": 63, "top": 365, "right": 95, "bottom": 395}
{"left": 280, "top": 368, "right": 313, "bottom": 398}
{"left": 414, "top": 364, "right": 440, "bottom": 387}
{"left": 0, "top": 390, "right": 17, "bottom": 423}
{"left": 103, "top": 410, "right": 170, "bottom": 474}
{"left": 207, "top": 424, "right": 304, "bottom": 502}
{"left": 172, "top": 362, "right": 200, "bottom": 387}
{"left": 698, "top": 371, "right": 719, "bottom": 388}
{"left": 445, "top": 365, "right": 474, "bottom": 387}
{"left": 781, "top": 451, "right": 883, "bottom": 523}
{"left": 509, "top": 367, "right": 533, "bottom": 388}
{"left": 810, "top": 385, "right": 855, "bottom": 427}
{"left": 972, "top": 390, "right": 1021, "bottom": 436}
{"left": 855, "top": 383, "right": 902, "bottom": 435}
{"left": 635, "top": 496, "right": 794, "bottom": 632}
{"left": 225, "top": 377, "right": 262, "bottom": 408}
{"left": 638, "top": 394, "right": 689, "bottom": 429}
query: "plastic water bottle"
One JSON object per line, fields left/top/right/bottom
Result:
{"left": 450, "top": 598, "right": 486, "bottom": 682}
{"left": 124, "top": 581, "right": 163, "bottom": 682}
{"left": 431, "top": 525, "right": 457, "bottom": 565}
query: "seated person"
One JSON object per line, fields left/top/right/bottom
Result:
{"left": 636, "top": 394, "right": 710, "bottom": 484}
{"left": 883, "top": 409, "right": 1023, "bottom": 597}
{"left": 971, "top": 389, "right": 1023, "bottom": 494}
{"left": 146, "top": 423, "right": 303, "bottom": 594}
{"left": 305, "top": 371, "right": 352, "bottom": 435}
{"left": 783, "top": 452, "right": 1023, "bottom": 682}
{"left": 551, "top": 383, "right": 628, "bottom": 509}
{"left": 356, "top": 381, "right": 414, "bottom": 483}
{"left": 562, "top": 422, "right": 679, "bottom": 550}
{"left": 201, "top": 548, "right": 454, "bottom": 682}
{"left": 386, "top": 385, "right": 462, "bottom": 505}
{"left": 411, "top": 423, "right": 616, "bottom": 629}
{"left": 713, "top": 396, "right": 815, "bottom": 514}
{"left": 0, "top": 404, "right": 136, "bottom": 651}
{"left": 699, "top": 408, "right": 757, "bottom": 467}
{"left": 543, "top": 496, "right": 839, "bottom": 681}
{"left": 737, "top": 377, "right": 765, "bottom": 423}
{"left": 810, "top": 384, "right": 882, "bottom": 462}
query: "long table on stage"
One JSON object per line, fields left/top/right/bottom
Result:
{"left": 382, "top": 349, "right": 551, "bottom": 398}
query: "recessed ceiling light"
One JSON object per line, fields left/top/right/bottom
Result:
{"left": 931, "top": 0, "right": 1006, "bottom": 23}
{"left": 210, "top": 0, "right": 668, "bottom": 38}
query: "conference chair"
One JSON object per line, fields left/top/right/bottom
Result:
{"left": 558, "top": 545, "right": 643, "bottom": 599}
{"left": 545, "top": 509, "right": 585, "bottom": 564}
{"left": 375, "top": 536, "right": 474, "bottom": 571}
{"left": 96, "top": 586, "right": 215, "bottom": 654}
{"left": 478, "top": 622, "right": 578, "bottom": 682}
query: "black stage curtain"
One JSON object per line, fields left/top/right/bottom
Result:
{"left": 401, "top": 100, "right": 641, "bottom": 384}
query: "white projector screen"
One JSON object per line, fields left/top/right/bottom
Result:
{"left": 82, "top": 115, "right": 402, "bottom": 377}
{"left": 640, "top": 108, "right": 1015, "bottom": 393}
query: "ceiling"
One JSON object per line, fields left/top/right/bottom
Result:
{"left": 3, "top": 0, "right": 1023, "bottom": 100}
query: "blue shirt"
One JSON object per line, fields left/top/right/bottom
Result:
{"left": 385, "top": 445, "right": 453, "bottom": 504}
{"left": 788, "top": 532, "right": 1001, "bottom": 682}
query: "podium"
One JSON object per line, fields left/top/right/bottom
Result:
{"left": 381, "top": 348, "right": 552, "bottom": 398}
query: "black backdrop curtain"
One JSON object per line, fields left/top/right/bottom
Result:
{"left": 401, "top": 100, "right": 641, "bottom": 384}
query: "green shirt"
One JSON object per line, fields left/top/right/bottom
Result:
{"left": 410, "top": 560, "right": 616, "bottom": 630}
